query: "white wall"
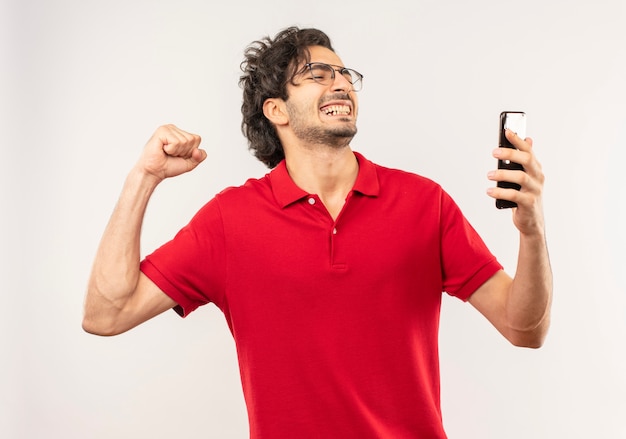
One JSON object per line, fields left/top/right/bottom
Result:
{"left": 2, "top": 0, "right": 625, "bottom": 437}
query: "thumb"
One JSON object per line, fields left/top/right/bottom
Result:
{"left": 186, "top": 147, "right": 207, "bottom": 170}
{"left": 192, "top": 147, "right": 207, "bottom": 164}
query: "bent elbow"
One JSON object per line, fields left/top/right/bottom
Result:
{"left": 81, "top": 305, "right": 128, "bottom": 336}
{"left": 82, "top": 284, "right": 129, "bottom": 336}
{"left": 506, "top": 319, "right": 550, "bottom": 349}
{"left": 509, "top": 335, "right": 546, "bottom": 349}
{"left": 81, "top": 315, "right": 121, "bottom": 337}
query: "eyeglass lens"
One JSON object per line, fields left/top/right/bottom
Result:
{"left": 309, "top": 63, "right": 362, "bottom": 91}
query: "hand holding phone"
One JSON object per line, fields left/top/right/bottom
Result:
{"left": 496, "top": 111, "right": 526, "bottom": 209}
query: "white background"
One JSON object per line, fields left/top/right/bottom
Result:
{"left": 2, "top": 0, "right": 625, "bottom": 437}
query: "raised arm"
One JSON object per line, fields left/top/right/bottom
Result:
{"left": 82, "top": 124, "right": 206, "bottom": 336}
{"left": 470, "top": 130, "right": 553, "bottom": 348}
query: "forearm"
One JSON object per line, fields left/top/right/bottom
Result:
{"left": 506, "top": 231, "right": 553, "bottom": 343}
{"left": 83, "top": 167, "right": 160, "bottom": 330}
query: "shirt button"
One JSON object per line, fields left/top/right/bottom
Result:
{"left": 308, "top": 197, "right": 316, "bottom": 205}
{"left": 333, "top": 228, "right": 337, "bottom": 235}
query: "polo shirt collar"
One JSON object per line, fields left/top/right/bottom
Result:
{"left": 269, "top": 151, "right": 380, "bottom": 208}
{"left": 352, "top": 151, "right": 380, "bottom": 197}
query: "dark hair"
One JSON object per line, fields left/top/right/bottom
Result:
{"left": 239, "top": 27, "right": 334, "bottom": 168}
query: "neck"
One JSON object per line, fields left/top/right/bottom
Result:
{"left": 285, "top": 145, "right": 359, "bottom": 220}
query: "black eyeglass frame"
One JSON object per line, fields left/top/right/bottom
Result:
{"left": 297, "top": 62, "right": 364, "bottom": 92}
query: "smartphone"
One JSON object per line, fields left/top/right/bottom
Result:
{"left": 496, "top": 111, "right": 526, "bottom": 209}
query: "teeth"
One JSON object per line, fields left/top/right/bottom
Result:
{"left": 323, "top": 105, "right": 350, "bottom": 116}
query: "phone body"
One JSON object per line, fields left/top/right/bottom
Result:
{"left": 496, "top": 111, "right": 526, "bottom": 209}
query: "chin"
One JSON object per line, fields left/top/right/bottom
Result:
{"left": 330, "top": 121, "right": 357, "bottom": 137}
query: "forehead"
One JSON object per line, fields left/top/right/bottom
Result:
{"left": 306, "top": 45, "right": 344, "bottom": 67}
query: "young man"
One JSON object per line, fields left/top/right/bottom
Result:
{"left": 83, "top": 27, "right": 552, "bottom": 438}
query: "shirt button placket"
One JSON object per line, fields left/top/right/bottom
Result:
{"left": 331, "top": 222, "right": 347, "bottom": 269}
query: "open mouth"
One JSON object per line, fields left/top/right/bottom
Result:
{"left": 321, "top": 104, "right": 351, "bottom": 116}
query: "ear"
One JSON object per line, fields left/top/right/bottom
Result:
{"left": 263, "top": 98, "right": 289, "bottom": 126}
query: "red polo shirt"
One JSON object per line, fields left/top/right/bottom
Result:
{"left": 140, "top": 152, "right": 502, "bottom": 438}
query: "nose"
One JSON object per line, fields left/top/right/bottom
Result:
{"left": 331, "top": 70, "right": 352, "bottom": 92}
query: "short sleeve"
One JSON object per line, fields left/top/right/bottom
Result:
{"left": 439, "top": 191, "right": 502, "bottom": 301}
{"left": 140, "top": 197, "right": 227, "bottom": 316}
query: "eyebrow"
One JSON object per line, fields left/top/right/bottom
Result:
{"left": 309, "top": 62, "right": 346, "bottom": 69}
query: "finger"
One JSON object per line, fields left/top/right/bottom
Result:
{"left": 486, "top": 185, "right": 523, "bottom": 203}
{"left": 493, "top": 146, "right": 543, "bottom": 176}
{"left": 488, "top": 168, "right": 537, "bottom": 190}
{"left": 160, "top": 126, "right": 202, "bottom": 158}
{"left": 183, "top": 133, "right": 203, "bottom": 159}
{"left": 166, "top": 133, "right": 202, "bottom": 157}
{"left": 151, "top": 125, "right": 180, "bottom": 156}
{"left": 162, "top": 147, "right": 207, "bottom": 177}
{"left": 487, "top": 186, "right": 539, "bottom": 212}
{"left": 493, "top": 146, "right": 530, "bottom": 169}
{"left": 161, "top": 127, "right": 187, "bottom": 156}
{"left": 495, "top": 150, "right": 544, "bottom": 189}
{"left": 170, "top": 124, "right": 202, "bottom": 147}
{"left": 487, "top": 171, "right": 542, "bottom": 210}
{"left": 505, "top": 129, "right": 533, "bottom": 151}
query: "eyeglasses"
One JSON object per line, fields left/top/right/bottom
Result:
{"left": 299, "top": 62, "right": 364, "bottom": 92}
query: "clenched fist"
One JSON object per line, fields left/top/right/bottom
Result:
{"left": 137, "top": 124, "right": 206, "bottom": 182}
